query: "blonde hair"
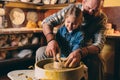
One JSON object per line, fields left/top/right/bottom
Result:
{"left": 64, "top": 5, "right": 83, "bottom": 26}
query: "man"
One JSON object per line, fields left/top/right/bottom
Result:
{"left": 36, "top": 0, "right": 107, "bottom": 80}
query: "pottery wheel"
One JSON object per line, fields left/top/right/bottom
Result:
{"left": 35, "top": 58, "right": 88, "bottom": 80}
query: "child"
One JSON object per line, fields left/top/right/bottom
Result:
{"left": 56, "top": 5, "right": 84, "bottom": 58}
{"left": 36, "top": 5, "right": 84, "bottom": 63}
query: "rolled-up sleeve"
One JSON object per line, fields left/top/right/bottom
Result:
{"left": 42, "top": 4, "right": 82, "bottom": 28}
{"left": 93, "top": 13, "right": 108, "bottom": 51}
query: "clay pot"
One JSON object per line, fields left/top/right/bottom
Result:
{"left": 35, "top": 58, "right": 88, "bottom": 80}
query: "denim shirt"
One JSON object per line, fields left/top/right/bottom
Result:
{"left": 56, "top": 26, "right": 84, "bottom": 57}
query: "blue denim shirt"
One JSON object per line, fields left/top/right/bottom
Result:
{"left": 56, "top": 25, "right": 84, "bottom": 57}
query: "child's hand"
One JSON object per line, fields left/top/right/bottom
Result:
{"left": 64, "top": 49, "right": 81, "bottom": 68}
{"left": 55, "top": 53, "right": 61, "bottom": 62}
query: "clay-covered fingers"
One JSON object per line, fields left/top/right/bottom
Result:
{"left": 64, "top": 58, "right": 72, "bottom": 68}
{"left": 64, "top": 58, "right": 79, "bottom": 68}
{"left": 52, "top": 50, "right": 57, "bottom": 60}
{"left": 69, "top": 58, "right": 78, "bottom": 67}
{"left": 64, "top": 54, "right": 80, "bottom": 68}
{"left": 56, "top": 53, "right": 61, "bottom": 62}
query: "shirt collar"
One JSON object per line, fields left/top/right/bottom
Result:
{"left": 81, "top": 6, "right": 84, "bottom": 12}
{"left": 62, "top": 26, "right": 81, "bottom": 36}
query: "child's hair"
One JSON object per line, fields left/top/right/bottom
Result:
{"left": 64, "top": 5, "right": 83, "bottom": 26}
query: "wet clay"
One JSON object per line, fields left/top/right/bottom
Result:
{"left": 43, "top": 61, "right": 66, "bottom": 70}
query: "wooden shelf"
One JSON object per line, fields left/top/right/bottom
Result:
{"left": 0, "top": 56, "right": 34, "bottom": 63}
{"left": 0, "top": 27, "right": 58, "bottom": 34}
{"left": 0, "top": 44, "right": 40, "bottom": 51}
{"left": 106, "top": 34, "right": 120, "bottom": 38}
{"left": 5, "top": 1, "right": 68, "bottom": 10}
{"left": 0, "top": 28, "right": 43, "bottom": 34}
{"left": 36, "top": 4, "right": 69, "bottom": 10}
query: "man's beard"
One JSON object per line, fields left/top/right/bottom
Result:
{"left": 83, "top": 11, "right": 95, "bottom": 18}
{"left": 83, "top": 10, "right": 99, "bottom": 18}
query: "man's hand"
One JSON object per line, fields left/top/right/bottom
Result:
{"left": 45, "top": 40, "right": 59, "bottom": 60}
{"left": 64, "top": 49, "right": 82, "bottom": 68}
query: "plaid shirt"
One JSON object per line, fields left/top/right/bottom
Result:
{"left": 42, "top": 3, "right": 108, "bottom": 53}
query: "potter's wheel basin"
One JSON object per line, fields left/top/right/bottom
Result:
{"left": 35, "top": 58, "right": 88, "bottom": 80}
{"left": 36, "top": 58, "right": 80, "bottom": 71}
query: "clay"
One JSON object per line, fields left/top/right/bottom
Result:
{"left": 44, "top": 61, "right": 65, "bottom": 69}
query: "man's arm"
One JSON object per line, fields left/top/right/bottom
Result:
{"left": 80, "top": 12, "right": 108, "bottom": 57}
{"left": 42, "top": 6, "right": 68, "bottom": 42}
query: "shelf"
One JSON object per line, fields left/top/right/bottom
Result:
{"left": 106, "top": 34, "right": 120, "bottom": 38}
{"left": 0, "top": 27, "right": 58, "bottom": 34}
{"left": 0, "top": 56, "right": 34, "bottom": 63}
{"left": 0, "top": 44, "right": 40, "bottom": 51}
{"left": 0, "top": 28, "right": 43, "bottom": 34}
{"left": 5, "top": 1, "right": 68, "bottom": 10}
{"left": 36, "top": 4, "right": 69, "bottom": 10}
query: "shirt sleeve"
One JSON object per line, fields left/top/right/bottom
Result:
{"left": 41, "top": 4, "right": 82, "bottom": 28}
{"left": 92, "top": 13, "right": 108, "bottom": 51}
{"left": 81, "top": 12, "right": 108, "bottom": 56}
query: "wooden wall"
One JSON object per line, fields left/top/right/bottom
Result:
{"left": 103, "top": 7, "right": 120, "bottom": 30}
{"left": 101, "top": 6, "right": 120, "bottom": 79}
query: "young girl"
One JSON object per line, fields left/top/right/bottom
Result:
{"left": 56, "top": 5, "right": 84, "bottom": 57}
{"left": 36, "top": 5, "right": 84, "bottom": 65}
